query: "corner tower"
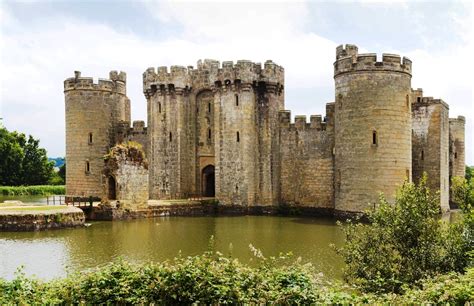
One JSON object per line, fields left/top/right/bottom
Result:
{"left": 334, "top": 44, "right": 412, "bottom": 213}
{"left": 64, "top": 71, "right": 130, "bottom": 197}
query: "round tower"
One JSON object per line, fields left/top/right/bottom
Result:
{"left": 64, "top": 70, "right": 130, "bottom": 198}
{"left": 334, "top": 44, "right": 412, "bottom": 214}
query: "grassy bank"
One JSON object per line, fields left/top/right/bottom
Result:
{"left": 0, "top": 251, "right": 472, "bottom": 304}
{"left": 0, "top": 185, "right": 65, "bottom": 196}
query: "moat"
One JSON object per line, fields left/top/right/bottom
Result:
{"left": 0, "top": 215, "right": 345, "bottom": 281}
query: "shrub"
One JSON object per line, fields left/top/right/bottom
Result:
{"left": 337, "top": 175, "right": 471, "bottom": 293}
{"left": 0, "top": 185, "right": 65, "bottom": 196}
{"left": 0, "top": 250, "right": 472, "bottom": 304}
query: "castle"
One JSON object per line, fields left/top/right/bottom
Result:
{"left": 64, "top": 44, "right": 466, "bottom": 215}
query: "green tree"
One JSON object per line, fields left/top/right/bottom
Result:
{"left": 0, "top": 128, "right": 24, "bottom": 185}
{"left": 0, "top": 127, "right": 55, "bottom": 186}
{"left": 58, "top": 163, "right": 65, "bottom": 183}
{"left": 466, "top": 166, "right": 473, "bottom": 182}
{"left": 337, "top": 175, "right": 471, "bottom": 293}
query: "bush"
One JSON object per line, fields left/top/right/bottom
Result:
{"left": 0, "top": 185, "right": 65, "bottom": 196}
{"left": 1, "top": 251, "right": 472, "bottom": 304}
{"left": 337, "top": 175, "right": 471, "bottom": 293}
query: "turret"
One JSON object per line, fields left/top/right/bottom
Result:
{"left": 334, "top": 44, "right": 412, "bottom": 214}
{"left": 449, "top": 116, "right": 466, "bottom": 178}
{"left": 64, "top": 70, "right": 130, "bottom": 198}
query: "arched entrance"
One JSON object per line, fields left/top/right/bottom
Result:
{"left": 202, "top": 165, "right": 215, "bottom": 197}
{"left": 108, "top": 176, "right": 117, "bottom": 200}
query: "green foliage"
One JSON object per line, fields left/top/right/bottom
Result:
{"left": 58, "top": 163, "right": 65, "bottom": 183}
{"left": 0, "top": 127, "right": 55, "bottom": 186}
{"left": 337, "top": 175, "right": 471, "bottom": 293}
{"left": 0, "top": 185, "right": 65, "bottom": 196}
{"left": 451, "top": 175, "right": 474, "bottom": 265}
{"left": 0, "top": 251, "right": 472, "bottom": 304}
{"left": 466, "top": 165, "right": 473, "bottom": 182}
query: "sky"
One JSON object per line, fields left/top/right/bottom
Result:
{"left": 0, "top": 0, "right": 473, "bottom": 164}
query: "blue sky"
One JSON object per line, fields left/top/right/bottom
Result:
{"left": 0, "top": 0, "right": 472, "bottom": 164}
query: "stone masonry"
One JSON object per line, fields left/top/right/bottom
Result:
{"left": 64, "top": 44, "right": 466, "bottom": 214}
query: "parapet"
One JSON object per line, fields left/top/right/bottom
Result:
{"left": 449, "top": 116, "right": 466, "bottom": 125}
{"left": 143, "top": 59, "right": 284, "bottom": 96}
{"left": 334, "top": 44, "right": 412, "bottom": 77}
{"left": 64, "top": 70, "right": 127, "bottom": 95}
{"left": 412, "top": 90, "right": 449, "bottom": 110}
{"left": 132, "top": 120, "right": 145, "bottom": 132}
{"left": 279, "top": 109, "right": 330, "bottom": 131}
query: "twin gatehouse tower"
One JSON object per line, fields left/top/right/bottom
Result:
{"left": 65, "top": 44, "right": 466, "bottom": 214}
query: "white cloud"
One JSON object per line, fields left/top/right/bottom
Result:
{"left": 0, "top": 0, "right": 472, "bottom": 164}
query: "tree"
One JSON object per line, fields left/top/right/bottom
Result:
{"left": 0, "top": 127, "right": 55, "bottom": 186}
{"left": 58, "top": 163, "right": 66, "bottom": 183}
{"left": 337, "top": 175, "right": 471, "bottom": 293}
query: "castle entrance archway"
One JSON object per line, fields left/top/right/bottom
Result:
{"left": 202, "top": 165, "right": 215, "bottom": 197}
{"left": 108, "top": 176, "right": 117, "bottom": 200}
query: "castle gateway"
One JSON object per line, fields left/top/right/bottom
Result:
{"left": 64, "top": 44, "right": 466, "bottom": 214}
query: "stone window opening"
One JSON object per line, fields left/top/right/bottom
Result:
{"left": 236, "top": 131, "right": 240, "bottom": 142}
{"left": 235, "top": 94, "right": 239, "bottom": 106}
{"left": 85, "top": 160, "right": 90, "bottom": 174}
{"left": 88, "top": 132, "right": 93, "bottom": 144}
{"left": 455, "top": 152, "right": 457, "bottom": 159}
{"left": 372, "top": 130, "right": 378, "bottom": 146}
{"left": 421, "top": 150, "right": 424, "bottom": 160}
{"left": 417, "top": 97, "right": 421, "bottom": 103}
{"left": 169, "top": 132, "right": 172, "bottom": 142}
{"left": 208, "top": 102, "right": 211, "bottom": 113}
{"left": 208, "top": 129, "right": 211, "bottom": 140}
{"left": 158, "top": 102, "right": 161, "bottom": 113}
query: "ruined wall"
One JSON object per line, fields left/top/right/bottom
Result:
{"left": 104, "top": 143, "right": 149, "bottom": 210}
{"left": 279, "top": 103, "right": 335, "bottom": 208}
{"left": 64, "top": 71, "right": 130, "bottom": 197}
{"left": 411, "top": 90, "right": 450, "bottom": 211}
{"left": 334, "top": 45, "right": 412, "bottom": 213}
{"left": 114, "top": 161, "right": 149, "bottom": 210}
{"left": 449, "top": 116, "right": 466, "bottom": 178}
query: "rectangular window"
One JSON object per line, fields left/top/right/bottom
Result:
{"left": 372, "top": 130, "right": 377, "bottom": 145}
{"left": 88, "top": 133, "right": 93, "bottom": 144}
{"left": 85, "top": 161, "right": 90, "bottom": 173}
{"left": 235, "top": 94, "right": 239, "bottom": 106}
{"left": 236, "top": 131, "right": 240, "bottom": 142}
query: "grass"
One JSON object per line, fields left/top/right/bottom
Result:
{"left": 0, "top": 185, "right": 65, "bottom": 196}
{"left": 0, "top": 205, "right": 67, "bottom": 211}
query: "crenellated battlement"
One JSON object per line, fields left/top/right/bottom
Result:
{"left": 449, "top": 116, "right": 466, "bottom": 124}
{"left": 334, "top": 44, "right": 411, "bottom": 77}
{"left": 143, "top": 59, "right": 284, "bottom": 96}
{"left": 64, "top": 70, "right": 127, "bottom": 95}
{"left": 279, "top": 111, "right": 329, "bottom": 131}
{"left": 412, "top": 89, "right": 449, "bottom": 109}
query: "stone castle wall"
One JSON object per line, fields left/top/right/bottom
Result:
{"left": 278, "top": 103, "right": 335, "bottom": 208}
{"left": 64, "top": 71, "right": 130, "bottom": 197}
{"left": 64, "top": 44, "right": 466, "bottom": 214}
{"left": 334, "top": 45, "right": 413, "bottom": 213}
{"left": 143, "top": 60, "right": 284, "bottom": 205}
{"left": 449, "top": 116, "right": 466, "bottom": 179}
{"left": 411, "top": 90, "right": 450, "bottom": 211}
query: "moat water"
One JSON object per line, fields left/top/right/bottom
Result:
{"left": 0, "top": 212, "right": 345, "bottom": 281}
{"left": 0, "top": 196, "right": 461, "bottom": 281}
